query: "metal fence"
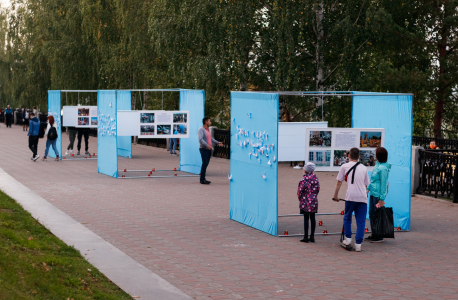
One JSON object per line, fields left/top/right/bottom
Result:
{"left": 213, "top": 128, "right": 230, "bottom": 159}
{"left": 413, "top": 136, "right": 458, "bottom": 150}
{"left": 416, "top": 149, "right": 458, "bottom": 203}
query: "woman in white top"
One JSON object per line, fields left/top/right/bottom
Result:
{"left": 42, "top": 115, "right": 60, "bottom": 161}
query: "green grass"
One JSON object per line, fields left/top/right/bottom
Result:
{"left": 0, "top": 190, "right": 132, "bottom": 299}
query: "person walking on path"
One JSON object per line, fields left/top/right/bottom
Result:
{"left": 65, "top": 126, "right": 77, "bottom": 156}
{"left": 32, "top": 106, "right": 37, "bottom": 117}
{"left": 366, "top": 147, "right": 391, "bottom": 243}
{"left": 42, "top": 115, "right": 60, "bottom": 161}
{"left": 333, "top": 147, "right": 370, "bottom": 252}
{"left": 77, "top": 128, "right": 90, "bottom": 155}
{"left": 5, "top": 105, "right": 13, "bottom": 128}
{"left": 198, "top": 117, "right": 222, "bottom": 184}
{"left": 297, "top": 162, "right": 320, "bottom": 243}
{"left": 28, "top": 113, "right": 41, "bottom": 161}
{"left": 22, "top": 107, "right": 30, "bottom": 132}
{"left": 169, "top": 137, "right": 178, "bottom": 156}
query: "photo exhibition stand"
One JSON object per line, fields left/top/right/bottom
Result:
{"left": 229, "top": 91, "right": 413, "bottom": 237}
{"left": 47, "top": 90, "right": 124, "bottom": 161}
{"left": 97, "top": 89, "right": 205, "bottom": 179}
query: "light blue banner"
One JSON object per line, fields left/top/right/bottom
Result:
{"left": 97, "top": 90, "right": 118, "bottom": 178}
{"left": 179, "top": 90, "right": 205, "bottom": 174}
{"left": 352, "top": 92, "right": 413, "bottom": 230}
{"left": 48, "top": 91, "right": 62, "bottom": 159}
{"left": 116, "top": 91, "right": 132, "bottom": 158}
{"left": 230, "top": 92, "right": 279, "bottom": 236}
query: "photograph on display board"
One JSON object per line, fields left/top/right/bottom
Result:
{"left": 91, "top": 117, "right": 97, "bottom": 126}
{"left": 360, "top": 131, "right": 382, "bottom": 147}
{"left": 360, "top": 150, "right": 377, "bottom": 166}
{"left": 157, "top": 125, "right": 171, "bottom": 135}
{"left": 173, "top": 113, "right": 187, "bottom": 123}
{"left": 333, "top": 150, "right": 350, "bottom": 166}
{"left": 140, "top": 125, "right": 155, "bottom": 136}
{"left": 309, "top": 131, "right": 332, "bottom": 147}
{"left": 173, "top": 124, "right": 187, "bottom": 135}
{"left": 140, "top": 113, "right": 155, "bottom": 124}
{"left": 78, "top": 117, "right": 89, "bottom": 126}
{"left": 308, "top": 150, "right": 331, "bottom": 167}
{"left": 78, "top": 108, "right": 89, "bottom": 116}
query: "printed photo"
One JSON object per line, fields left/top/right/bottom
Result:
{"left": 308, "top": 150, "right": 331, "bottom": 167}
{"left": 309, "top": 131, "right": 332, "bottom": 147}
{"left": 78, "top": 117, "right": 89, "bottom": 126}
{"left": 91, "top": 117, "right": 97, "bottom": 126}
{"left": 333, "top": 150, "right": 350, "bottom": 166}
{"left": 140, "top": 113, "right": 155, "bottom": 124}
{"left": 360, "top": 131, "right": 382, "bottom": 147}
{"left": 78, "top": 108, "right": 90, "bottom": 116}
{"left": 173, "top": 124, "right": 187, "bottom": 135}
{"left": 360, "top": 150, "right": 377, "bottom": 166}
{"left": 140, "top": 125, "right": 155, "bottom": 136}
{"left": 173, "top": 113, "right": 187, "bottom": 123}
{"left": 157, "top": 125, "right": 171, "bottom": 135}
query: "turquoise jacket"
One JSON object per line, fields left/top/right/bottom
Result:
{"left": 367, "top": 162, "right": 391, "bottom": 200}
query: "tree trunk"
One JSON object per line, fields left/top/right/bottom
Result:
{"left": 315, "top": 2, "right": 324, "bottom": 108}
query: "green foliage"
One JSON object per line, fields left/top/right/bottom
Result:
{"left": 0, "top": 190, "right": 131, "bottom": 299}
{"left": 0, "top": 0, "right": 457, "bottom": 136}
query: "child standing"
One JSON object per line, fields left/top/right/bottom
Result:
{"left": 297, "top": 162, "right": 320, "bottom": 243}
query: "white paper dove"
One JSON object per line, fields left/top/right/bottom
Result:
{"left": 248, "top": 152, "right": 252, "bottom": 159}
{"left": 247, "top": 113, "right": 251, "bottom": 118}
{"left": 109, "top": 103, "right": 112, "bottom": 107}
{"left": 268, "top": 159, "right": 272, "bottom": 166}
{"left": 273, "top": 156, "right": 276, "bottom": 162}
{"left": 228, "top": 174, "right": 232, "bottom": 181}
{"left": 232, "top": 118, "right": 235, "bottom": 124}
{"left": 235, "top": 134, "right": 238, "bottom": 140}
{"left": 257, "top": 158, "right": 261, "bottom": 164}
{"left": 261, "top": 172, "right": 267, "bottom": 179}
{"left": 237, "top": 142, "right": 243, "bottom": 147}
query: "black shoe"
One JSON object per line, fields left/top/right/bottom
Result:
{"left": 364, "top": 235, "right": 373, "bottom": 241}
{"left": 204, "top": 180, "right": 211, "bottom": 184}
{"left": 200, "top": 181, "right": 210, "bottom": 185}
{"left": 300, "top": 237, "right": 309, "bottom": 243}
{"left": 370, "top": 238, "right": 384, "bottom": 243}
{"left": 309, "top": 236, "right": 315, "bottom": 243}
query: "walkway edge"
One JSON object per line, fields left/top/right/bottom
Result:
{"left": 0, "top": 167, "right": 192, "bottom": 300}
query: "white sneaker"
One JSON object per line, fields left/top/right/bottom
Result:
{"left": 70, "top": 150, "right": 73, "bottom": 154}
{"left": 64, "top": 150, "right": 69, "bottom": 156}
{"left": 355, "top": 244, "right": 362, "bottom": 252}
{"left": 33, "top": 155, "right": 40, "bottom": 161}
{"left": 293, "top": 165, "right": 302, "bottom": 169}
{"left": 342, "top": 237, "right": 352, "bottom": 246}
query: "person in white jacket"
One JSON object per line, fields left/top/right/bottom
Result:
{"left": 42, "top": 115, "right": 60, "bottom": 161}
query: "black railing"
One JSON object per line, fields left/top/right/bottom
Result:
{"left": 413, "top": 136, "right": 458, "bottom": 150}
{"left": 138, "top": 138, "right": 168, "bottom": 149}
{"left": 417, "top": 149, "right": 458, "bottom": 203}
{"left": 213, "top": 128, "right": 230, "bottom": 159}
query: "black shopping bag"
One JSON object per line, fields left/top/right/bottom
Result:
{"left": 372, "top": 207, "right": 395, "bottom": 239}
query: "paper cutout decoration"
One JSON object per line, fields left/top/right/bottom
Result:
{"left": 248, "top": 152, "right": 252, "bottom": 159}
{"left": 228, "top": 174, "right": 232, "bottom": 181}
{"left": 261, "top": 172, "right": 267, "bottom": 179}
{"left": 268, "top": 159, "right": 272, "bottom": 166}
{"left": 257, "top": 158, "right": 261, "bottom": 164}
{"left": 273, "top": 156, "right": 276, "bottom": 162}
{"left": 247, "top": 113, "right": 252, "bottom": 118}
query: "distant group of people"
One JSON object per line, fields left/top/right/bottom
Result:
{"left": 297, "top": 147, "right": 391, "bottom": 252}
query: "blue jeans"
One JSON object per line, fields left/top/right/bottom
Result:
{"left": 368, "top": 195, "right": 380, "bottom": 231}
{"left": 199, "top": 148, "right": 211, "bottom": 182}
{"left": 344, "top": 201, "right": 367, "bottom": 244}
{"left": 170, "top": 138, "right": 177, "bottom": 153}
{"left": 44, "top": 139, "right": 59, "bottom": 158}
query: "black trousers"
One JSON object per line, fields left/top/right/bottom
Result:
{"left": 5, "top": 114, "right": 12, "bottom": 127}
{"left": 303, "top": 212, "right": 316, "bottom": 238}
{"left": 77, "top": 129, "right": 89, "bottom": 152}
{"left": 200, "top": 148, "right": 212, "bottom": 182}
{"left": 28, "top": 135, "right": 39, "bottom": 157}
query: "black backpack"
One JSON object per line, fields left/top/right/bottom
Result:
{"left": 48, "top": 126, "right": 58, "bottom": 140}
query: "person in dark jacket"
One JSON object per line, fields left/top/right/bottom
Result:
{"left": 65, "top": 126, "right": 77, "bottom": 156}
{"left": 22, "top": 107, "right": 29, "bottom": 131}
{"left": 28, "top": 113, "right": 41, "bottom": 161}
{"left": 5, "top": 105, "right": 12, "bottom": 128}
{"left": 77, "top": 128, "right": 90, "bottom": 155}
{"left": 297, "top": 162, "right": 320, "bottom": 243}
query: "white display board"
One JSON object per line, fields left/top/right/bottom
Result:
{"left": 278, "top": 122, "right": 328, "bottom": 162}
{"left": 62, "top": 106, "right": 97, "bottom": 128}
{"left": 305, "top": 128, "right": 385, "bottom": 171}
{"left": 117, "top": 110, "right": 189, "bottom": 138}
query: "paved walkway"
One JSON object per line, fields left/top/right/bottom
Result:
{"left": 1, "top": 124, "right": 458, "bottom": 299}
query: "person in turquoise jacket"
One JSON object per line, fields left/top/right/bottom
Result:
{"left": 366, "top": 147, "right": 391, "bottom": 243}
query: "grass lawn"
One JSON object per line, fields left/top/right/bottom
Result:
{"left": 0, "top": 190, "right": 132, "bottom": 299}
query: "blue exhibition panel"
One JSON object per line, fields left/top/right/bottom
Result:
{"left": 97, "top": 90, "right": 118, "bottom": 178}
{"left": 179, "top": 90, "right": 205, "bottom": 174}
{"left": 352, "top": 92, "right": 413, "bottom": 230}
{"left": 116, "top": 91, "right": 132, "bottom": 158}
{"left": 48, "top": 91, "right": 62, "bottom": 159}
{"left": 230, "top": 92, "right": 279, "bottom": 236}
